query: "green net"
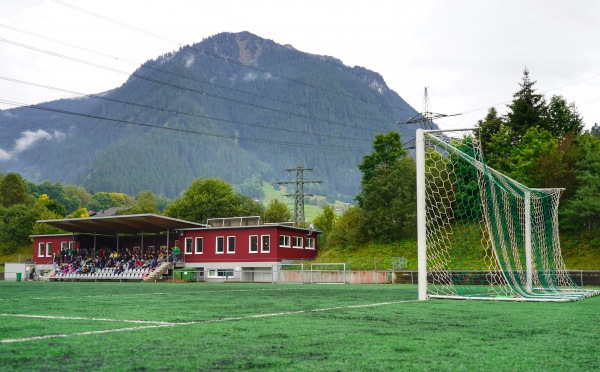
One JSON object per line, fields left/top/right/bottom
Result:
{"left": 421, "top": 129, "right": 599, "bottom": 301}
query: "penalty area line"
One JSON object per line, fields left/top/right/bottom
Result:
{"left": 0, "top": 299, "right": 418, "bottom": 344}
{"left": 0, "top": 324, "right": 174, "bottom": 344}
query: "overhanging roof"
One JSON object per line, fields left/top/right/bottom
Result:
{"left": 38, "top": 214, "right": 206, "bottom": 235}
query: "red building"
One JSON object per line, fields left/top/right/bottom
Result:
{"left": 31, "top": 215, "right": 319, "bottom": 282}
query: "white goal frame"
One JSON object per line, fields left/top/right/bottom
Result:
{"left": 416, "top": 128, "right": 599, "bottom": 302}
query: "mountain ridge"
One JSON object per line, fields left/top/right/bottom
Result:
{"left": 0, "top": 31, "right": 423, "bottom": 200}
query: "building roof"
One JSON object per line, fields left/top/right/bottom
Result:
{"left": 37, "top": 214, "right": 207, "bottom": 235}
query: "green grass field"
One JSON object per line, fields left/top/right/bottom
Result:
{"left": 0, "top": 282, "right": 598, "bottom": 371}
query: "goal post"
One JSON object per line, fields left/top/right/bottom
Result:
{"left": 416, "top": 128, "right": 599, "bottom": 302}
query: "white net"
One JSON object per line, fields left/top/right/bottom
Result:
{"left": 418, "top": 129, "right": 599, "bottom": 301}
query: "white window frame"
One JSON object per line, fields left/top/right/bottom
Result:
{"left": 38, "top": 242, "right": 45, "bottom": 257}
{"left": 69, "top": 241, "right": 74, "bottom": 250}
{"left": 249, "top": 235, "right": 258, "bottom": 253}
{"left": 306, "top": 237, "right": 315, "bottom": 250}
{"left": 227, "top": 236, "right": 235, "bottom": 254}
{"left": 207, "top": 269, "right": 234, "bottom": 278}
{"left": 195, "top": 237, "right": 203, "bottom": 254}
{"left": 61, "top": 241, "right": 67, "bottom": 251}
{"left": 184, "top": 237, "right": 193, "bottom": 254}
{"left": 293, "top": 236, "right": 303, "bottom": 249}
{"left": 279, "top": 235, "right": 290, "bottom": 248}
{"left": 46, "top": 242, "right": 53, "bottom": 257}
{"left": 216, "top": 236, "right": 224, "bottom": 254}
{"left": 261, "top": 235, "right": 270, "bottom": 253}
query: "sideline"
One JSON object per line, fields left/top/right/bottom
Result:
{"left": 0, "top": 299, "right": 418, "bottom": 344}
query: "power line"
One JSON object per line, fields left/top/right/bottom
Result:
{"left": 0, "top": 99, "right": 370, "bottom": 152}
{"left": 48, "top": 0, "right": 414, "bottom": 114}
{"left": 0, "top": 37, "right": 391, "bottom": 133}
{"left": 0, "top": 76, "right": 374, "bottom": 145}
{"left": 0, "top": 24, "right": 396, "bottom": 127}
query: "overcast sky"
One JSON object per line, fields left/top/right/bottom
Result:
{"left": 1, "top": 0, "right": 599, "bottom": 131}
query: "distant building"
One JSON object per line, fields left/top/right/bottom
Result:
{"left": 30, "top": 214, "right": 319, "bottom": 282}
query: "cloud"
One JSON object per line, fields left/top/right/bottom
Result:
{"left": 0, "top": 148, "right": 11, "bottom": 161}
{"left": 14, "top": 129, "right": 52, "bottom": 154}
{"left": 184, "top": 54, "right": 195, "bottom": 68}
{"left": 0, "top": 129, "right": 66, "bottom": 161}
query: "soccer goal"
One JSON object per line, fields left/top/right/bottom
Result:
{"left": 310, "top": 263, "right": 347, "bottom": 284}
{"left": 416, "top": 128, "right": 599, "bottom": 302}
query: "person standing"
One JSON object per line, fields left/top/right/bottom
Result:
{"left": 172, "top": 245, "right": 181, "bottom": 263}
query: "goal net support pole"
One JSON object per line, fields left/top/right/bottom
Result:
{"left": 416, "top": 129, "right": 427, "bottom": 301}
{"left": 416, "top": 128, "right": 599, "bottom": 302}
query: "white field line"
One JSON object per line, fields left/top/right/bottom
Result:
{"left": 0, "top": 299, "right": 418, "bottom": 344}
{"left": 25, "top": 288, "right": 292, "bottom": 301}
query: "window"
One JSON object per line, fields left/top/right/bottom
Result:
{"left": 61, "top": 241, "right": 67, "bottom": 251}
{"left": 195, "top": 237, "right": 203, "bottom": 254}
{"left": 38, "top": 242, "right": 45, "bottom": 257}
{"left": 69, "top": 241, "right": 74, "bottom": 250}
{"left": 185, "top": 237, "right": 193, "bottom": 254}
{"left": 227, "top": 236, "right": 235, "bottom": 253}
{"left": 249, "top": 235, "right": 258, "bottom": 253}
{"left": 208, "top": 269, "right": 234, "bottom": 278}
{"left": 306, "top": 238, "right": 315, "bottom": 250}
{"left": 216, "top": 236, "right": 224, "bottom": 254}
{"left": 293, "top": 236, "right": 303, "bottom": 249}
{"left": 46, "top": 242, "right": 53, "bottom": 257}
{"left": 261, "top": 235, "right": 270, "bottom": 253}
{"left": 279, "top": 235, "right": 290, "bottom": 248}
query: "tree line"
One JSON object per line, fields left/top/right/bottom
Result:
{"left": 0, "top": 173, "right": 292, "bottom": 255}
{"left": 312, "top": 69, "right": 600, "bottom": 254}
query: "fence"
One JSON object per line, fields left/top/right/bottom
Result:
{"left": 2, "top": 267, "right": 600, "bottom": 286}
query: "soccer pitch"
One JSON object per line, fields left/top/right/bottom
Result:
{"left": 0, "top": 282, "right": 598, "bottom": 370}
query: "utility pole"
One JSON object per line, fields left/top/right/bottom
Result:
{"left": 277, "top": 161, "right": 321, "bottom": 225}
{"left": 398, "top": 87, "right": 460, "bottom": 149}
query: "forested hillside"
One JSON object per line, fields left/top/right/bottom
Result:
{"left": 0, "top": 31, "right": 421, "bottom": 200}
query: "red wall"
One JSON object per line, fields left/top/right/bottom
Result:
{"left": 32, "top": 235, "right": 78, "bottom": 264}
{"left": 179, "top": 226, "right": 318, "bottom": 264}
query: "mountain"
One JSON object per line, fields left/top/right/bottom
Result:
{"left": 0, "top": 31, "right": 424, "bottom": 200}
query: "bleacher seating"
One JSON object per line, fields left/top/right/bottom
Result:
{"left": 50, "top": 267, "right": 152, "bottom": 281}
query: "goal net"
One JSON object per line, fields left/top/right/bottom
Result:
{"left": 416, "top": 128, "right": 599, "bottom": 302}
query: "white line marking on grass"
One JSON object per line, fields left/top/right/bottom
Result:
{"left": 183, "top": 299, "right": 419, "bottom": 325}
{"left": 0, "top": 324, "right": 174, "bottom": 344}
{"left": 0, "top": 313, "right": 178, "bottom": 325}
{"left": 0, "top": 299, "right": 418, "bottom": 344}
{"left": 31, "top": 288, "right": 290, "bottom": 300}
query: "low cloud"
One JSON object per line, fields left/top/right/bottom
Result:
{"left": 0, "top": 129, "right": 66, "bottom": 161}
{"left": 184, "top": 54, "right": 195, "bottom": 68}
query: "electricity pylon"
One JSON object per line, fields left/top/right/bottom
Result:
{"left": 277, "top": 161, "right": 321, "bottom": 224}
{"left": 399, "top": 87, "right": 460, "bottom": 149}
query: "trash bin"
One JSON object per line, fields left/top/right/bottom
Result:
{"left": 173, "top": 270, "right": 183, "bottom": 281}
{"left": 16, "top": 272, "right": 22, "bottom": 282}
{"left": 181, "top": 270, "right": 197, "bottom": 282}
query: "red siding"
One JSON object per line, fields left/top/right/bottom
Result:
{"left": 32, "top": 235, "right": 78, "bottom": 264}
{"left": 180, "top": 226, "right": 318, "bottom": 264}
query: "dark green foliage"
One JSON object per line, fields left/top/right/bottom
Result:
{"left": 356, "top": 131, "right": 416, "bottom": 242}
{"left": 0, "top": 204, "right": 39, "bottom": 254}
{"left": 117, "top": 190, "right": 160, "bottom": 215}
{"left": 164, "top": 177, "right": 264, "bottom": 223}
{"left": 0, "top": 172, "right": 30, "bottom": 208}
{"left": 263, "top": 199, "right": 292, "bottom": 222}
